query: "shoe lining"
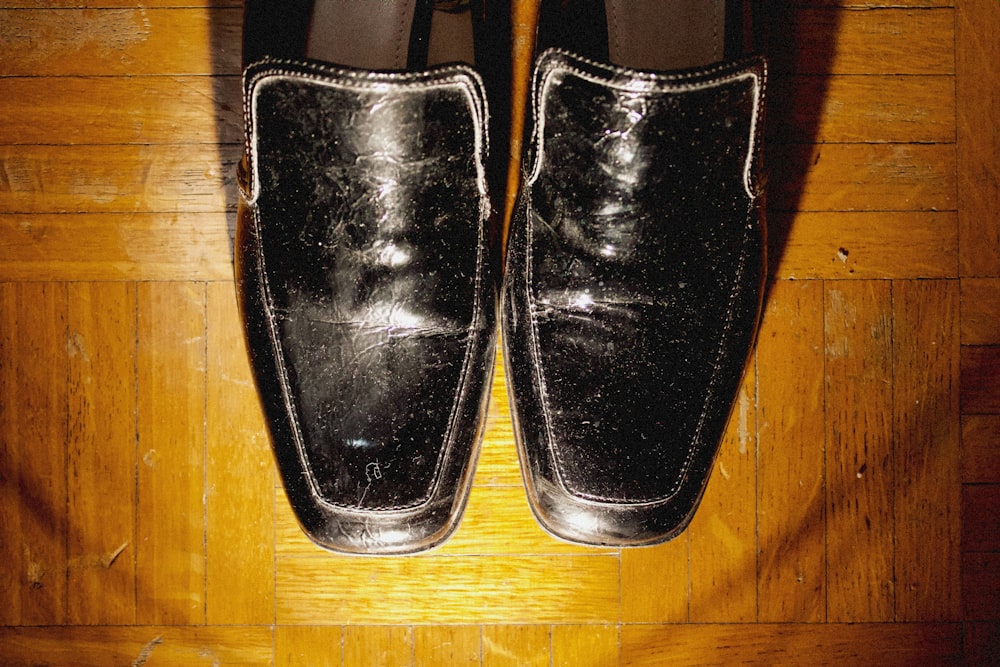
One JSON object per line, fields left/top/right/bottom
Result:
{"left": 605, "top": 0, "right": 725, "bottom": 71}
{"left": 306, "top": 0, "right": 474, "bottom": 70}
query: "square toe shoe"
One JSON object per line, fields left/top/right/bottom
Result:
{"left": 502, "top": 0, "right": 767, "bottom": 546}
{"left": 236, "top": 1, "right": 508, "bottom": 554}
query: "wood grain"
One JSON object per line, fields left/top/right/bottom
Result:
{"left": 961, "top": 346, "right": 1000, "bottom": 415}
{"left": 963, "top": 484, "right": 1000, "bottom": 553}
{"left": 3, "top": 0, "right": 240, "bottom": 7}
{"left": 771, "top": 7, "right": 954, "bottom": 75}
{"left": 343, "top": 626, "right": 412, "bottom": 667}
{"left": 756, "top": 279, "right": 826, "bottom": 623}
{"left": 961, "top": 278, "right": 1000, "bottom": 345}
{"left": 136, "top": 282, "right": 207, "bottom": 625}
{"left": 620, "top": 533, "right": 689, "bottom": 623}
{"left": 275, "top": 626, "right": 342, "bottom": 667}
{"left": 823, "top": 280, "right": 894, "bottom": 622}
{"left": 205, "top": 282, "right": 275, "bottom": 625}
{"left": 482, "top": 625, "right": 550, "bottom": 667}
{"left": 963, "top": 552, "right": 1000, "bottom": 621}
{"left": 413, "top": 625, "right": 481, "bottom": 666}
{"left": 893, "top": 279, "right": 961, "bottom": 621}
{"left": 0, "top": 8, "right": 240, "bottom": 76}
{"left": 769, "top": 74, "right": 955, "bottom": 144}
{"left": 66, "top": 282, "right": 137, "bottom": 626}
{"left": 0, "top": 213, "right": 233, "bottom": 282}
{"left": 0, "top": 144, "right": 237, "bottom": 214}
{"left": 619, "top": 623, "right": 963, "bottom": 666}
{"left": 551, "top": 625, "right": 619, "bottom": 667}
{"left": 0, "top": 283, "right": 69, "bottom": 626}
{"left": 771, "top": 211, "right": 958, "bottom": 280}
{"left": 476, "top": 345, "right": 523, "bottom": 487}
{"left": 965, "top": 622, "right": 1000, "bottom": 666}
{"left": 0, "top": 76, "right": 241, "bottom": 145}
{"left": 962, "top": 415, "right": 1000, "bottom": 484}
{"left": 957, "top": 0, "right": 1000, "bottom": 277}
{"left": 767, "top": 143, "right": 956, "bottom": 213}
{"left": 688, "top": 364, "right": 758, "bottom": 623}
{"left": 0, "top": 625, "right": 273, "bottom": 665}
{"left": 276, "top": 554, "right": 620, "bottom": 625}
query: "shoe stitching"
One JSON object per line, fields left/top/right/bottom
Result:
{"left": 524, "top": 49, "right": 765, "bottom": 507}
{"left": 245, "top": 62, "right": 491, "bottom": 514}
{"left": 526, "top": 48, "right": 764, "bottom": 200}
{"left": 243, "top": 57, "right": 490, "bottom": 206}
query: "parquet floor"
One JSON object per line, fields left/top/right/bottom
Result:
{"left": 0, "top": 1, "right": 998, "bottom": 665}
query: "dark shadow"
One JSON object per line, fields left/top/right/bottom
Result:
{"left": 759, "top": 1, "right": 841, "bottom": 296}
{"left": 208, "top": 3, "right": 244, "bottom": 260}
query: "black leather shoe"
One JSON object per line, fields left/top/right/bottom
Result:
{"left": 502, "top": 0, "right": 767, "bottom": 546}
{"left": 236, "top": 0, "right": 509, "bottom": 554}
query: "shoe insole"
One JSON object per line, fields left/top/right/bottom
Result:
{"left": 306, "top": 0, "right": 474, "bottom": 70}
{"left": 606, "top": 0, "right": 726, "bottom": 71}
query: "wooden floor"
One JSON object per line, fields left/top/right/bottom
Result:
{"left": 1, "top": 1, "right": 997, "bottom": 664}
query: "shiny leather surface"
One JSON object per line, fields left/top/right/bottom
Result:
{"left": 237, "top": 59, "right": 496, "bottom": 554}
{"left": 502, "top": 49, "right": 766, "bottom": 546}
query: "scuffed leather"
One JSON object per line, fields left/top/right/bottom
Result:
{"left": 502, "top": 49, "right": 766, "bottom": 546}
{"left": 237, "top": 58, "right": 496, "bottom": 554}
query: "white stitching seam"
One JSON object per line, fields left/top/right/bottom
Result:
{"left": 246, "top": 63, "right": 491, "bottom": 513}
{"left": 524, "top": 50, "right": 764, "bottom": 507}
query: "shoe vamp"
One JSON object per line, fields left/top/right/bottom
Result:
{"left": 278, "top": 310, "right": 474, "bottom": 511}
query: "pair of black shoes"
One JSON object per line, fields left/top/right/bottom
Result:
{"left": 236, "top": 0, "right": 767, "bottom": 554}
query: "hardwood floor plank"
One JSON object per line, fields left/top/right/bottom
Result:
{"left": 771, "top": 7, "right": 954, "bottom": 75}
{"left": 963, "top": 552, "right": 1000, "bottom": 621}
{"left": 476, "top": 346, "right": 523, "bottom": 487}
{"left": 413, "top": 625, "right": 480, "bottom": 666}
{"left": 620, "top": 535, "right": 689, "bottom": 623}
{"left": 768, "top": 143, "right": 956, "bottom": 213}
{"left": 964, "top": 621, "right": 1000, "bottom": 665}
{"left": 205, "top": 282, "right": 275, "bottom": 625}
{"left": 771, "top": 211, "right": 958, "bottom": 280}
{"left": 0, "top": 284, "right": 20, "bottom": 625}
{"left": 551, "top": 625, "right": 619, "bottom": 667}
{"left": 135, "top": 282, "right": 207, "bottom": 625}
{"left": 962, "top": 484, "right": 1000, "bottom": 553}
{"left": 823, "top": 280, "right": 894, "bottom": 621}
{"left": 66, "top": 282, "right": 137, "bottom": 625}
{"left": 343, "top": 625, "right": 413, "bottom": 667}
{"left": 0, "top": 213, "right": 232, "bottom": 282}
{"left": 756, "top": 279, "right": 826, "bottom": 622}
{"left": 275, "top": 626, "right": 342, "bottom": 667}
{"left": 481, "top": 625, "right": 550, "bottom": 667}
{"left": 4, "top": 0, "right": 240, "bottom": 7}
{"left": 962, "top": 415, "right": 1000, "bottom": 484}
{"left": 619, "top": 623, "right": 963, "bottom": 666}
{"left": 0, "top": 76, "right": 241, "bottom": 146}
{"left": 0, "top": 144, "right": 237, "bottom": 214}
{"left": 960, "top": 278, "right": 1000, "bottom": 345}
{"left": 801, "top": 0, "right": 953, "bottom": 6}
{"left": 893, "top": 279, "right": 961, "bottom": 621}
{"left": 0, "top": 625, "right": 273, "bottom": 666}
{"left": 957, "top": 0, "right": 1000, "bottom": 276}
{"left": 438, "top": 485, "right": 610, "bottom": 556}
{"left": 0, "top": 283, "right": 69, "bottom": 626}
{"left": 0, "top": 8, "right": 240, "bottom": 76}
{"left": 769, "top": 74, "right": 955, "bottom": 144}
{"left": 275, "top": 555, "right": 620, "bottom": 624}
{"left": 688, "top": 364, "right": 758, "bottom": 623}
{"left": 961, "top": 346, "right": 1000, "bottom": 414}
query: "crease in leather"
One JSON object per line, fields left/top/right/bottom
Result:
{"left": 239, "top": 62, "right": 491, "bottom": 512}
{"left": 504, "top": 52, "right": 763, "bottom": 505}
